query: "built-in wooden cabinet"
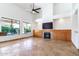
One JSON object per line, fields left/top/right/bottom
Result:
{"left": 33, "top": 30, "right": 43, "bottom": 38}
{"left": 33, "top": 30, "right": 71, "bottom": 41}
{"left": 53, "top": 30, "right": 71, "bottom": 41}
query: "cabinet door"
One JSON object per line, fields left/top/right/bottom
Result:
{"left": 53, "top": 30, "right": 66, "bottom": 40}
{"left": 66, "top": 30, "right": 71, "bottom": 41}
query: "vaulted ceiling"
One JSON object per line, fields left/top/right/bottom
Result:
{"left": 15, "top": 3, "right": 42, "bottom": 12}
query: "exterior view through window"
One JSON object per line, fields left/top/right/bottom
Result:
{"left": 23, "top": 22, "right": 31, "bottom": 33}
{"left": 0, "top": 17, "right": 20, "bottom": 35}
{"left": 0, "top": 17, "right": 31, "bottom": 36}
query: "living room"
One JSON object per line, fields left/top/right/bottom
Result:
{"left": 0, "top": 3, "right": 78, "bottom": 56}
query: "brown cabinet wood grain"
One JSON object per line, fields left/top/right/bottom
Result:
{"left": 33, "top": 30, "right": 71, "bottom": 41}
{"left": 53, "top": 30, "right": 71, "bottom": 41}
{"left": 33, "top": 30, "right": 42, "bottom": 38}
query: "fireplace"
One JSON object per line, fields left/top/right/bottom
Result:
{"left": 43, "top": 32, "right": 51, "bottom": 39}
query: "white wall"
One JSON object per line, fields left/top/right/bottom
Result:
{"left": 53, "top": 3, "right": 72, "bottom": 15}
{"left": 34, "top": 3, "right": 53, "bottom": 21}
{"left": 33, "top": 3, "right": 53, "bottom": 30}
{"left": 53, "top": 17, "right": 72, "bottom": 29}
{"left": 72, "top": 29, "right": 79, "bottom": 49}
{"left": 72, "top": 4, "right": 79, "bottom": 49}
{"left": 34, "top": 16, "right": 72, "bottom": 30}
{"left": 41, "top": 3, "right": 53, "bottom": 21}
{"left": 34, "top": 3, "right": 73, "bottom": 30}
{"left": 0, "top": 3, "right": 33, "bottom": 20}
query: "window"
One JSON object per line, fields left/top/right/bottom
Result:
{"left": 0, "top": 17, "right": 20, "bottom": 35}
{"left": 11, "top": 20, "right": 20, "bottom": 35}
{"left": 0, "top": 17, "right": 31, "bottom": 36}
{"left": 12, "top": 23, "right": 20, "bottom": 34}
{"left": 0, "top": 21, "right": 11, "bottom": 35}
{"left": 23, "top": 22, "right": 31, "bottom": 33}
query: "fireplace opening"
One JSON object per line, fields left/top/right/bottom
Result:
{"left": 44, "top": 32, "right": 51, "bottom": 39}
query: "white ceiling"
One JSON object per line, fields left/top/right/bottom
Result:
{"left": 15, "top": 3, "right": 32, "bottom": 11}
{"left": 15, "top": 3, "right": 42, "bottom": 12}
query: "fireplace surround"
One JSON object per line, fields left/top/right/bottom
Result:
{"left": 43, "top": 30, "right": 52, "bottom": 39}
{"left": 44, "top": 32, "right": 51, "bottom": 39}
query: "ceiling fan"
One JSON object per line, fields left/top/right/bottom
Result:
{"left": 32, "top": 3, "right": 41, "bottom": 13}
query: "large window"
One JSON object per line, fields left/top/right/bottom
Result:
{"left": 23, "top": 22, "right": 31, "bottom": 33}
{"left": 12, "top": 21, "right": 20, "bottom": 34}
{"left": 0, "top": 17, "right": 20, "bottom": 35}
{"left": 0, "top": 17, "right": 31, "bottom": 36}
{"left": 0, "top": 21, "right": 11, "bottom": 35}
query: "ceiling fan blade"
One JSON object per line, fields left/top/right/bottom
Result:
{"left": 34, "top": 8, "right": 41, "bottom": 10}
{"left": 32, "top": 3, "right": 40, "bottom": 13}
{"left": 33, "top": 10, "right": 39, "bottom": 13}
